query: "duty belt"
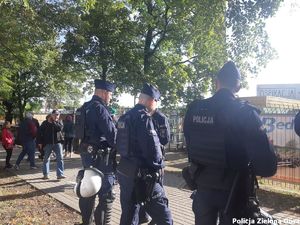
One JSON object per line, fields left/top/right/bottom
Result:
{"left": 135, "top": 168, "right": 161, "bottom": 204}
{"left": 94, "top": 147, "right": 113, "bottom": 166}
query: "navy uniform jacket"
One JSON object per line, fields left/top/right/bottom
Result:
{"left": 125, "top": 104, "right": 165, "bottom": 171}
{"left": 152, "top": 109, "right": 170, "bottom": 146}
{"left": 184, "top": 89, "right": 277, "bottom": 178}
{"left": 82, "top": 95, "right": 116, "bottom": 149}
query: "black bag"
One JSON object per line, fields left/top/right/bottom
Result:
{"left": 222, "top": 170, "right": 279, "bottom": 225}
{"left": 182, "top": 166, "right": 197, "bottom": 190}
{"left": 75, "top": 106, "right": 85, "bottom": 138}
{"left": 73, "top": 101, "right": 99, "bottom": 153}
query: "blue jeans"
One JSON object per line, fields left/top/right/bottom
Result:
{"left": 42, "top": 143, "right": 64, "bottom": 176}
{"left": 16, "top": 140, "right": 36, "bottom": 167}
{"left": 118, "top": 172, "right": 173, "bottom": 225}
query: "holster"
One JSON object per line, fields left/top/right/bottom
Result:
{"left": 95, "top": 147, "right": 114, "bottom": 166}
{"left": 182, "top": 163, "right": 201, "bottom": 190}
{"left": 134, "top": 169, "right": 160, "bottom": 204}
{"left": 182, "top": 166, "right": 197, "bottom": 190}
{"left": 78, "top": 142, "right": 94, "bottom": 154}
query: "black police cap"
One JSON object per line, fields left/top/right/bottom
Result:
{"left": 217, "top": 61, "right": 241, "bottom": 82}
{"left": 52, "top": 109, "right": 60, "bottom": 115}
{"left": 94, "top": 79, "right": 116, "bottom": 92}
{"left": 141, "top": 83, "right": 161, "bottom": 101}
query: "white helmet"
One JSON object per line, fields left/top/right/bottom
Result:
{"left": 74, "top": 167, "right": 104, "bottom": 198}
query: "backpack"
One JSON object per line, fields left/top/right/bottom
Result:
{"left": 74, "top": 106, "right": 86, "bottom": 140}
{"left": 73, "top": 105, "right": 87, "bottom": 153}
{"left": 73, "top": 101, "right": 103, "bottom": 153}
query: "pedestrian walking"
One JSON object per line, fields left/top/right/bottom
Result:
{"left": 15, "top": 112, "right": 38, "bottom": 170}
{"left": 1, "top": 121, "right": 15, "bottom": 169}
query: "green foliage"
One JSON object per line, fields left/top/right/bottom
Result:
{"left": 226, "top": 0, "right": 283, "bottom": 80}
{"left": 62, "top": 0, "right": 283, "bottom": 108}
{"left": 0, "top": 1, "right": 85, "bottom": 120}
{"left": 0, "top": 0, "right": 284, "bottom": 117}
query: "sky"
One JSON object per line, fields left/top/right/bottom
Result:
{"left": 239, "top": 0, "right": 300, "bottom": 97}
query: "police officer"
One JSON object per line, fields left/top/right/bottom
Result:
{"left": 294, "top": 111, "right": 300, "bottom": 137}
{"left": 116, "top": 83, "right": 173, "bottom": 225}
{"left": 139, "top": 108, "right": 171, "bottom": 224}
{"left": 183, "top": 61, "right": 277, "bottom": 225}
{"left": 78, "top": 79, "right": 117, "bottom": 225}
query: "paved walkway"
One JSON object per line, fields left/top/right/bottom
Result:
{"left": 1, "top": 146, "right": 300, "bottom": 225}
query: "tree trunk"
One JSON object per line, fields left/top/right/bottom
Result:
{"left": 144, "top": 27, "right": 153, "bottom": 75}
{"left": 3, "top": 100, "right": 13, "bottom": 123}
{"left": 101, "top": 63, "right": 108, "bottom": 80}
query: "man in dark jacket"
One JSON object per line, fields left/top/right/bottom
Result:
{"left": 37, "top": 110, "right": 65, "bottom": 180}
{"left": 183, "top": 61, "right": 277, "bottom": 225}
{"left": 15, "top": 112, "right": 38, "bottom": 170}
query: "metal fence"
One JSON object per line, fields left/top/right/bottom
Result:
{"left": 166, "top": 96, "right": 300, "bottom": 190}
{"left": 253, "top": 97, "right": 300, "bottom": 191}
{"left": 166, "top": 112, "right": 185, "bottom": 151}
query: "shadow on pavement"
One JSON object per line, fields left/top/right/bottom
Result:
{"left": 258, "top": 189, "right": 300, "bottom": 214}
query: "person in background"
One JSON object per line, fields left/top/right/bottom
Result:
{"left": 32, "top": 113, "right": 40, "bottom": 131}
{"left": 26, "top": 113, "right": 40, "bottom": 162}
{"left": 63, "top": 115, "right": 75, "bottom": 158}
{"left": 1, "top": 121, "right": 15, "bottom": 169}
{"left": 15, "top": 112, "right": 38, "bottom": 170}
{"left": 37, "top": 114, "right": 51, "bottom": 160}
{"left": 37, "top": 110, "right": 65, "bottom": 180}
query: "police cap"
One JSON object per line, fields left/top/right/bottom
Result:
{"left": 141, "top": 83, "right": 161, "bottom": 101}
{"left": 52, "top": 109, "right": 60, "bottom": 115}
{"left": 94, "top": 79, "right": 116, "bottom": 92}
{"left": 217, "top": 61, "right": 241, "bottom": 83}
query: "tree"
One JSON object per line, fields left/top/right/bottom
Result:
{"left": 1, "top": 0, "right": 284, "bottom": 118}
{"left": 63, "top": 0, "right": 283, "bottom": 108}
{"left": 0, "top": 1, "right": 85, "bottom": 120}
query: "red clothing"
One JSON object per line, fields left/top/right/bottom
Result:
{"left": 1, "top": 127, "right": 14, "bottom": 150}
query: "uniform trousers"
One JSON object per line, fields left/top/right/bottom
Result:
{"left": 118, "top": 171, "right": 173, "bottom": 225}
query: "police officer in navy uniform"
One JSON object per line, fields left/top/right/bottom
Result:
{"left": 116, "top": 83, "right": 173, "bottom": 225}
{"left": 78, "top": 79, "right": 117, "bottom": 225}
{"left": 183, "top": 61, "right": 277, "bottom": 225}
{"left": 139, "top": 108, "right": 171, "bottom": 224}
{"left": 294, "top": 111, "right": 300, "bottom": 137}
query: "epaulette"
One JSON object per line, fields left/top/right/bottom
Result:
{"left": 236, "top": 99, "right": 261, "bottom": 114}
